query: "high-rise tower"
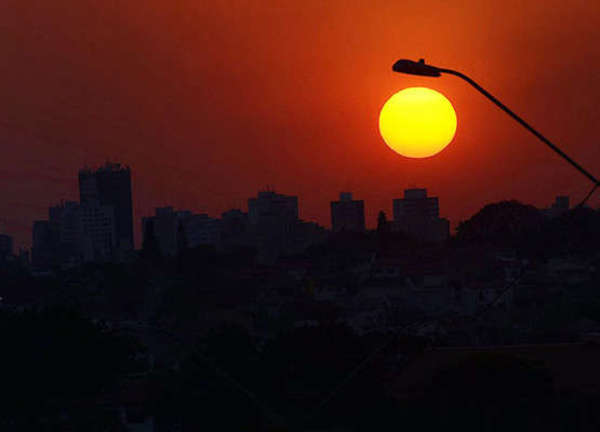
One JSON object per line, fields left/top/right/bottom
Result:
{"left": 79, "top": 162, "right": 133, "bottom": 249}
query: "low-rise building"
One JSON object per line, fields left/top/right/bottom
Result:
{"left": 142, "top": 207, "right": 221, "bottom": 256}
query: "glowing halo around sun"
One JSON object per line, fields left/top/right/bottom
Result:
{"left": 379, "top": 87, "right": 457, "bottom": 158}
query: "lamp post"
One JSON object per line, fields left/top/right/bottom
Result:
{"left": 392, "top": 59, "right": 600, "bottom": 191}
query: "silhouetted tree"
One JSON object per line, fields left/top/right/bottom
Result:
{"left": 376, "top": 210, "right": 388, "bottom": 233}
{"left": 405, "top": 352, "right": 555, "bottom": 431}
{"left": 455, "top": 200, "right": 544, "bottom": 253}
{"left": 545, "top": 206, "right": 600, "bottom": 256}
{"left": 0, "top": 307, "right": 143, "bottom": 430}
{"left": 456, "top": 201, "right": 600, "bottom": 259}
{"left": 261, "top": 324, "right": 395, "bottom": 430}
{"left": 156, "top": 325, "right": 263, "bottom": 431}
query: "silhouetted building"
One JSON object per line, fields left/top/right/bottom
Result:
{"left": 79, "top": 162, "right": 133, "bottom": 250}
{"left": 32, "top": 220, "right": 57, "bottom": 269}
{"left": 142, "top": 207, "right": 180, "bottom": 257}
{"left": 79, "top": 201, "right": 116, "bottom": 262}
{"left": 291, "top": 220, "right": 328, "bottom": 252}
{"left": 331, "top": 192, "right": 365, "bottom": 232}
{"left": 49, "top": 201, "right": 82, "bottom": 264}
{"left": 186, "top": 213, "right": 221, "bottom": 247}
{"left": 218, "top": 209, "right": 253, "bottom": 251}
{"left": 393, "top": 188, "right": 438, "bottom": 220}
{"left": 0, "top": 234, "right": 13, "bottom": 260}
{"left": 248, "top": 190, "right": 299, "bottom": 263}
{"left": 31, "top": 199, "right": 117, "bottom": 268}
{"left": 391, "top": 188, "right": 449, "bottom": 243}
{"left": 543, "top": 195, "right": 570, "bottom": 219}
{"left": 248, "top": 190, "right": 298, "bottom": 224}
{"left": 46, "top": 200, "right": 117, "bottom": 265}
{"left": 142, "top": 207, "right": 220, "bottom": 256}
{"left": 221, "top": 209, "right": 249, "bottom": 239}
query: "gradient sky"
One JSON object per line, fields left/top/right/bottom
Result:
{"left": 2, "top": 0, "right": 600, "bottom": 248}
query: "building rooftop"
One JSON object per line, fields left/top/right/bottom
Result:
{"left": 79, "top": 161, "right": 130, "bottom": 174}
{"left": 339, "top": 192, "right": 353, "bottom": 201}
{"left": 403, "top": 188, "right": 428, "bottom": 199}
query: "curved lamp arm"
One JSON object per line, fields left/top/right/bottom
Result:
{"left": 393, "top": 59, "right": 600, "bottom": 187}
{"left": 438, "top": 67, "right": 600, "bottom": 186}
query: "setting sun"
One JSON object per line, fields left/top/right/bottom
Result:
{"left": 379, "top": 87, "right": 457, "bottom": 158}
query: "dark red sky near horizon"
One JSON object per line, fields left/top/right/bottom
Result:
{"left": 2, "top": 0, "right": 600, "bottom": 249}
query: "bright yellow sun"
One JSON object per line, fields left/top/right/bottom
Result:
{"left": 379, "top": 87, "right": 457, "bottom": 158}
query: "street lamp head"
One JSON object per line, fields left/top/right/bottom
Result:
{"left": 392, "top": 58, "right": 441, "bottom": 77}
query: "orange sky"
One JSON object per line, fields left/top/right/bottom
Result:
{"left": 2, "top": 0, "right": 600, "bottom": 248}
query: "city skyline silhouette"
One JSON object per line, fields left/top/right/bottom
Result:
{"left": 3, "top": 1, "right": 600, "bottom": 251}
{"left": 2, "top": 1, "right": 600, "bottom": 430}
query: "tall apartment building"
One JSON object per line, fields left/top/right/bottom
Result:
{"left": 43, "top": 200, "right": 116, "bottom": 264}
{"left": 79, "top": 202, "right": 116, "bottom": 262}
{"left": 31, "top": 162, "right": 129, "bottom": 268}
{"left": 330, "top": 192, "right": 365, "bottom": 232}
{"left": 49, "top": 201, "right": 82, "bottom": 260}
{"left": 247, "top": 190, "right": 299, "bottom": 263}
{"left": 32, "top": 221, "right": 55, "bottom": 269}
{"left": 79, "top": 162, "right": 133, "bottom": 249}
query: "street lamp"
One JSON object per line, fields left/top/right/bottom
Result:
{"left": 392, "top": 59, "right": 600, "bottom": 194}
